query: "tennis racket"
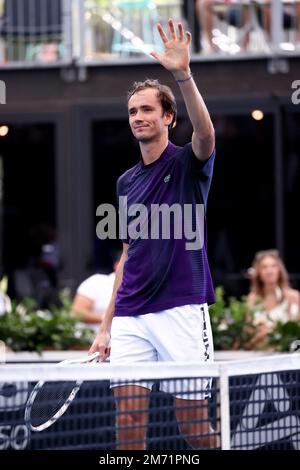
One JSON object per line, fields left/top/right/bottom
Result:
{"left": 24, "top": 352, "right": 99, "bottom": 432}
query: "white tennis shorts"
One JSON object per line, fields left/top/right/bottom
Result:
{"left": 110, "top": 303, "right": 214, "bottom": 400}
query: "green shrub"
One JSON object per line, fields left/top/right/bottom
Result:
{"left": 268, "top": 321, "right": 300, "bottom": 352}
{"left": 0, "top": 291, "right": 94, "bottom": 353}
{"left": 210, "top": 286, "right": 300, "bottom": 352}
{"left": 209, "top": 286, "right": 255, "bottom": 350}
{"left": 1, "top": 284, "right": 299, "bottom": 353}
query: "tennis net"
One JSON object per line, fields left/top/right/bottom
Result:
{"left": 0, "top": 354, "right": 299, "bottom": 450}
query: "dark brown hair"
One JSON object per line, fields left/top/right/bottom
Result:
{"left": 127, "top": 79, "right": 177, "bottom": 129}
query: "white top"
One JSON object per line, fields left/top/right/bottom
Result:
{"left": 77, "top": 272, "right": 115, "bottom": 312}
{"left": 0, "top": 293, "right": 11, "bottom": 315}
{"left": 76, "top": 272, "right": 115, "bottom": 334}
{"left": 253, "top": 299, "right": 299, "bottom": 330}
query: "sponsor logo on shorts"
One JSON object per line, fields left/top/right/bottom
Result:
{"left": 201, "top": 306, "right": 210, "bottom": 361}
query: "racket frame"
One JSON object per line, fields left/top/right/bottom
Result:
{"left": 24, "top": 352, "right": 99, "bottom": 432}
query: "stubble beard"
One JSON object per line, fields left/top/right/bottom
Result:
{"left": 134, "top": 128, "right": 162, "bottom": 145}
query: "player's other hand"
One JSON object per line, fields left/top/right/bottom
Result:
{"left": 89, "top": 330, "right": 111, "bottom": 362}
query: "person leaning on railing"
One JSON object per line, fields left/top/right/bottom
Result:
{"left": 71, "top": 251, "right": 121, "bottom": 336}
{"left": 195, "top": 0, "right": 252, "bottom": 53}
{"left": 259, "top": 0, "right": 300, "bottom": 46}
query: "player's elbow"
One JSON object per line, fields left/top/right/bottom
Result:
{"left": 201, "top": 127, "right": 215, "bottom": 147}
{"left": 193, "top": 130, "right": 215, "bottom": 160}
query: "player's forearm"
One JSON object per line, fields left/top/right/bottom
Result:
{"left": 100, "top": 252, "right": 126, "bottom": 332}
{"left": 173, "top": 70, "right": 215, "bottom": 155}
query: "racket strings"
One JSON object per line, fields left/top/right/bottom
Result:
{"left": 30, "top": 380, "right": 79, "bottom": 428}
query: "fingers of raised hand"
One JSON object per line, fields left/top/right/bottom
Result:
{"left": 157, "top": 23, "right": 168, "bottom": 44}
{"left": 185, "top": 31, "right": 192, "bottom": 45}
{"left": 178, "top": 22, "right": 184, "bottom": 41}
{"left": 168, "top": 18, "right": 176, "bottom": 40}
{"left": 157, "top": 20, "right": 191, "bottom": 44}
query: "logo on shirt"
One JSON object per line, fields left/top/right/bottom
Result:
{"left": 164, "top": 174, "right": 171, "bottom": 183}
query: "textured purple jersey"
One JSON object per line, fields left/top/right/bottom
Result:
{"left": 114, "top": 141, "right": 215, "bottom": 317}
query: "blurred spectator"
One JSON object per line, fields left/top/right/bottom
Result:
{"left": 245, "top": 249, "right": 300, "bottom": 350}
{"left": 71, "top": 250, "right": 122, "bottom": 335}
{"left": 0, "top": 0, "right": 62, "bottom": 62}
{"left": 9, "top": 223, "right": 61, "bottom": 309}
{"left": 29, "top": 223, "right": 60, "bottom": 288}
{"left": 182, "top": 0, "right": 201, "bottom": 53}
{"left": 196, "top": 0, "right": 251, "bottom": 53}
{"left": 259, "top": 1, "right": 300, "bottom": 46}
{"left": 0, "top": 276, "right": 11, "bottom": 314}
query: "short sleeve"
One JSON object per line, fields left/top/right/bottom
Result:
{"left": 183, "top": 143, "right": 216, "bottom": 205}
{"left": 187, "top": 143, "right": 215, "bottom": 177}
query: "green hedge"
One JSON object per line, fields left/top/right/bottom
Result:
{"left": 0, "top": 291, "right": 94, "bottom": 353}
{"left": 0, "top": 286, "right": 299, "bottom": 353}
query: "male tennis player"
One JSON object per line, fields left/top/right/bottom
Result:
{"left": 89, "top": 19, "right": 217, "bottom": 450}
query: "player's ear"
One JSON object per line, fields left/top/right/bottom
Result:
{"left": 164, "top": 111, "right": 173, "bottom": 127}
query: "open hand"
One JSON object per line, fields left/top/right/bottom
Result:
{"left": 150, "top": 19, "right": 191, "bottom": 73}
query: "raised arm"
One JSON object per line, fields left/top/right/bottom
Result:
{"left": 150, "top": 19, "right": 215, "bottom": 161}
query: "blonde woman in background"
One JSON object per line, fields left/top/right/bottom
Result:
{"left": 246, "top": 250, "right": 300, "bottom": 350}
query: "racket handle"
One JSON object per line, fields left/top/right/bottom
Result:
{"left": 87, "top": 352, "right": 99, "bottom": 361}
{"left": 59, "top": 352, "right": 99, "bottom": 365}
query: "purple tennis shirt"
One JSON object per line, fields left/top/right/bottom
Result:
{"left": 114, "top": 141, "right": 215, "bottom": 317}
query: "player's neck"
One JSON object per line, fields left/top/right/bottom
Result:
{"left": 140, "top": 136, "right": 169, "bottom": 166}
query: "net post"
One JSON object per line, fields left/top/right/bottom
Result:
{"left": 219, "top": 364, "right": 231, "bottom": 450}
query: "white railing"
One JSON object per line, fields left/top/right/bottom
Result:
{"left": 76, "top": 0, "right": 300, "bottom": 63}
{"left": 0, "top": 1, "right": 299, "bottom": 68}
{"left": 0, "top": 0, "right": 73, "bottom": 67}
